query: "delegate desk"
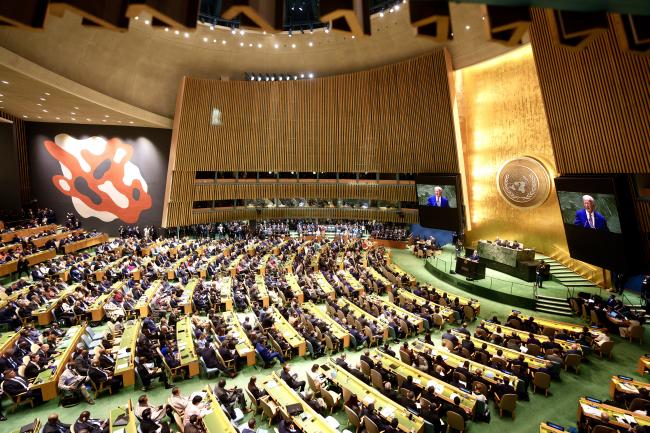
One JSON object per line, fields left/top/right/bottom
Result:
{"left": 63, "top": 233, "right": 109, "bottom": 253}
{"left": 89, "top": 281, "right": 124, "bottom": 322}
{"left": 0, "top": 327, "right": 22, "bottom": 353}
{"left": 609, "top": 375, "right": 650, "bottom": 399}
{"left": 269, "top": 306, "right": 306, "bottom": 356}
{"left": 1, "top": 224, "right": 57, "bottom": 242}
{"left": 134, "top": 280, "right": 162, "bottom": 317}
{"left": 180, "top": 278, "right": 197, "bottom": 314}
{"left": 450, "top": 330, "right": 555, "bottom": 373}
{"left": 109, "top": 400, "right": 138, "bottom": 433}
{"left": 32, "top": 324, "right": 85, "bottom": 401}
{"left": 391, "top": 289, "right": 456, "bottom": 323}
{"left": 261, "top": 373, "right": 338, "bottom": 433}
{"left": 176, "top": 316, "right": 199, "bottom": 377}
{"left": 313, "top": 271, "right": 336, "bottom": 300}
{"left": 383, "top": 252, "right": 416, "bottom": 286}
{"left": 217, "top": 277, "right": 233, "bottom": 311}
{"left": 0, "top": 248, "right": 57, "bottom": 278}
{"left": 32, "top": 284, "right": 79, "bottom": 326}
{"left": 420, "top": 284, "right": 480, "bottom": 315}
{"left": 517, "top": 314, "right": 607, "bottom": 340}
{"left": 323, "top": 361, "right": 426, "bottom": 433}
{"left": 254, "top": 274, "right": 270, "bottom": 308}
{"left": 336, "top": 297, "right": 390, "bottom": 340}
{"left": 222, "top": 311, "right": 256, "bottom": 366}
{"left": 366, "top": 294, "right": 425, "bottom": 333}
{"left": 455, "top": 257, "right": 486, "bottom": 280}
{"left": 578, "top": 397, "right": 650, "bottom": 429}
{"left": 481, "top": 321, "right": 577, "bottom": 354}
{"left": 411, "top": 340, "right": 522, "bottom": 392}
{"left": 302, "top": 302, "right": 350, "bottom": 348}
{"left": 372, "top": 350, "right": 477, "bottom": 417}
{"left": 639, "top": 355, "right": 650, "bottom": 376}
{"left": 476, "top": 240, "right": 537, "bottom": 281}
{"left": 337, "top": 270, "right": 365, "bottom": 296}
{"left": 201, "top": 386, "right": 238, "bottom": 433}
{"left": 114, "top": 319, "right": 142, "bottom": 387}
{"left": 285, "top": 274, "right": 305, "bottom": 304}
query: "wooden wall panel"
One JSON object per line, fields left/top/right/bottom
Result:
{"left": 189, "top": 208, "right": 419, "bottom": 224}
{"left": 192, "top": 183, "right": 416, "bottom": 202}
{"left": 0, "top": 110, "right": 30, "bottom": 204}
{"left": 529, "top": 9, "right": 650, "bottom": 174}
{"left": 165, "top": 50, "right": 457, "bottom": 226}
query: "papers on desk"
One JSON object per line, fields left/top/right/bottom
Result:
{"left": 266, "top": 380, "right": 278, "bottom": 389}
{"left": 200, "top": 409, "right": 213, "bottom": 417}
{"left": 519, "top": 345, "right": 528, "bottom": 353}
{"left": 616, "top": 414, "right": 636, "bottom": 425}
{"left": 116, "top": 363, "right": 128, "bottom": 371}
{"left": 580, "top": 403, "right": 602, "bottom": 418}
{"left": 618, "top": 382, "right": 640, "bottom": 394}
{"left": 117, "top": 350, "right": 130, "bottom": 359}
{"left": 380, "top": 406, "right": 395, "bottom": 419}
{"left": 412, "top": 378, "right": 421, "bottom": 385}
{"left": 450, "top": 393, "right": 459, "bottom": 402}
{"left": 113, "top": 428, "right": 125, "bottom": 433}
{"left": 485, "top": 371, "right": 495, "bottom": 379}
{"left": 325, "top": 416, "right": 340, "bottom": 429}
{"left": 190, "top": 391, "right": 207, "bottom": 401}
{"left": 433, "top": 384, "right": 444, "bottom": 395}
{"left": 363, "top": 396, "right": 376, "bottom": 406}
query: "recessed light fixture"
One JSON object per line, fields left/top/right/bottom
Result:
{"left": 37, "top": 116, "right": 41, "bottom": 119}
{"left": 74, "top": 106, "right": 79, "bottom": 109}
{"left": 86, "top": 118, "right": 91, "bottom": 121}
{"left": 231, "top": 29, "right": 236, "bottom": 35}
{"left": 37, "top": 103, "right": 42, "bottom": 106}
{"left": 291, "top": 43, "right": 296, "bottom": 48}
{"left": 174, "top": 30, "right": 180, "bottom": 35}
{"left": 0, "top": 93, "right": 3, "bottom": 97}
{"left": 352, "top": 35, "right": 356, "bottom": 39}
{"left": 44, "top": 92, "right": 50, "bottom": 96}
{"left": 40, "top": 97, "right": 46, "bottom": 101}
{"left": 239, "top": 29, "right": 245, "bottom": 35}
{"left": 210, "top": 25, "right": 214, "bottom": 31}
{"left": 71, "top": 117, "right": 76, "bottom": 120}
{"left": 308, "top": 41, "right": 313, "bottom": 46}
{"left": 22, "top": 115, "right": 28, "bottom": 118}
{"left": 184, "top": 32, "right": 189, "bottom": 38}
{"left": 308, "top": 73, "right": 314, "bottom": 79}
{"left": 71, "top": 112, "right": 76, "bottom": 115}
{"left": 129, "top": 121, "right": 134, "bottom": 124}
{"left": 240, "top": 42, "right": 244, "bottom": 47}
{"left": 134, "top": 16, "right": 139, "bottom": 20}
{"left": 222, "top": 40, "right": 226, "bottom": 44}
{"left": 55, "top": 117, "right": 60, "bottom": 120}
{"left": 379, "top": 12, "right": 384, "bottom": 17}
{"left": 165, "top": 27, "right": 169, "bottom": 32}
{"left": 1, "top": 81, "right": 8, "bottom": 84}
{"left": 257, "top": 43, "right": 262, "bottom": 48}
{"left": 203, "top": 37, "right": 208, "bottom": 42}
{"left": 144, "top": 19, "right": 150, "bottom": 25}
{"left": 104, "top": 115, "right": 110, "bottom": 118}
{"left": 42, "top": 109, "right": 48, "bottom": 112}
{"left": 465, "top": 25, "right": 470, "bottom": 30}
{"left": 102, "top": 119, "right": 106, "bottom": 122}
{"left": 117, "top": 121, "right": 122, "bottom": 123}
{"left": 249, "top": 43, "right": 253, "bottom": 47}
{"left": 274, "top": 43, "right": 279, "bottom": 49}
{"left": 213, "top": 39, "right": 217, "bottom": 43}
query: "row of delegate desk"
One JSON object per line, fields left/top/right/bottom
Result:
{"left": 301, "top": 301, "right": 350, "bottom": 348}
{"left": 0, "top": 248, "right": 57, "bottom": 277}
{"left": 268, "top": 306, "right": 306, "bottom": 357}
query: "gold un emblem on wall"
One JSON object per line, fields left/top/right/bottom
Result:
{"left": 496, "top": 157, "right": 551, "bottom": 208}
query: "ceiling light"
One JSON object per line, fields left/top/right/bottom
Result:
{"left": 1, "top": 81, "right": 8, "bottom": 84}
{"left": 165, "top": 27, "right": 169, "bottom": 32}
{"left": 74, "top": 106, "right": 79, "bottom": 109}
{"left": 42, "top": 109, "right": 48, "bottom": 112}
{"left": 248, "top": 43, "right": 253, "bottom": 47}
{"left": 257, "top": 43, "right": 262, "bottom": 48}
{"left": 274, "top": 43, "right": 279, "bottom": 49}
{"left": 379, "top": 12, "right": 384, "bottom": 17}
{"left": 239, "top": 29, "right": 245, "bottom": 35}
{"left": 104, "top": 115, "right": 110, "bottom": 118}
{"left": 184, "top": 32, "right": 189, "bottom": 38}
{"left": 55, "top": 117, "right": 60, "bottom": 120}
{"left": 308, "top": 73, "right": 314, "bottom": 78}
{"left": 0, "top": 101, "right": 3, "bottom": 103}
{"left": 291, "top": 43, "right": 296, "bottom": 48}
{"left": 86, "top": 118, "right": 91, "bottom": 121}
{"left": 71, "top": 117, "right": 76, "bottom": 120}
{"left": 37, "top": 103, "right": 42, "bottom": 106}
{"left": 308, "top": 41, "right": 313, "bottom": 47}
{"left": 210, "top": 25, "right": 214, "bottom": 31}
{"left": 44, "top": 92, "right": 50, "bottom": 96}
{"left": 465, "top": 25, "right": 470, "bottom": 30}
{"left": 117, "top": 121, "right": 122, "bottom": 123}
{"left": 134, "top": 16, "right": 139, "bottom": 20}
{"left": 23, "top": 115, "right": 28, "bottom": 118}
{"left": 300, "top": 73, "right": 305, "bottom": 78}
{"left": 174, "top": 30, "right": 180, "bottom": 35}
{"left": 71, "top": 112, "right": 76, "bottom": 115}
{"left": 240, "top": 42, "right": 244, "bottom": 47}
{"left": 263, "top": 31, "right": 267, "bottom": 35}
{"left": 324, "top": 28, "right": 329, "bottom": 33}
{"left": 37, "top": 116, "right": 41, "bottom": 119}
{"left": 102, "top": 120, "right": 106, "bottom": 122}
{"left": 222, "top": 40, "right": 226, "bottom": 44}
{"left": 352, "top": 35, "right": 356, "bottom": 39}
{"left": 40, "top": 97, "right": 46, "bottom": 101}
{"left": 129, "top": 121, "right": 134, "bottom": 124}
{"left": 395, "top": 5, "right": 400, "bottom": 10}
{"left": 231, "top": 29, "right": 236, "bottom": 35}
{"left": 213, "top": 39, "right": 217, "bottom": 43}
{"left": 144, "top": 19, "right": 150, "bottom": 25}
{"left": 203, "top": 37, "right": 208, "bottom": 42}
{"left": 0, "top": 94, "right": 3, "bottom": 97}
{"left": 389, "top": 7, "right": 394, "bottom": 12}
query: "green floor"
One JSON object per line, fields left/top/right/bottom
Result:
{"left": 2, "top": 248, "right": 649, "bottom": 433}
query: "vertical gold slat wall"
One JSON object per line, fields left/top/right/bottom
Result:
{"left": 190, "top": 208, "right": 419, "bottom": 224}
{"left": 0, "top": 110, "right": 30, "bottom": 204}
{"left": 166, "top": 50, "right": 457, "bottom": 226}
{"left": 529, "top": 9, "right": 650, "bottom": 235}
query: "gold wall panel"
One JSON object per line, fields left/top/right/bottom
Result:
{"left": 165, "top": 51, "right": 458, "bottom": 227}
{"left": 457, "top": 46, "right": 569, "bottom": 256}
{"left": 529, "top": 9, "right": 650, "bottom": 174}
{"left": 0, "top": 110, "right": 29, "bottom": 204}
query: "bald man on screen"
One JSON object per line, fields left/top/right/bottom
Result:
{"left": 574, "top": 195, "right": 608, "bottom": 231}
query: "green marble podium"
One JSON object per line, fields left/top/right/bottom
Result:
{"left": 477, "top": 240, "right": 535, "bottom": 267}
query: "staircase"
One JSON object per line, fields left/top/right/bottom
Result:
{"left": 535, "top": 294, "right": 574, "bottom": 316}
{"left": 536, "top": 254, "right": 603, "bottom": 296}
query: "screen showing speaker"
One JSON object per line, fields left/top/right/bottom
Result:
{"left": 416, "top": 174, "right": 461, "bottom": 231}
{"left": 554, "top": 175, "right": 643, "bottom": 272}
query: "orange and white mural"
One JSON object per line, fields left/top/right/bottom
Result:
{"left": 44, "top": 134, "right": 152, "bottom": 223}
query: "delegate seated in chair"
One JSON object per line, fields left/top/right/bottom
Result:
{"left": 137, "top": 356, "right": 171, "bottom": 391}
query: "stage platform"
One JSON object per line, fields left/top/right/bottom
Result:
{"left": 419, "top": 246, "right": 641, "bottom": 310}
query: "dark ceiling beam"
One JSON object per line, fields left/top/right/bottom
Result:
{"left": 319, "top": 0, "right": 372, "bottom": 37}
{"left": 481, "top": 5, "right": 530, "bottom": 46}
{"left": 220, "top": 0, "right": 284, "bottom": 33}
{"left": 611, "top": 13, "right": 650, "bottom": 53}
{"left": 409, "top": 0, "right": 452, "bottom": 42}
{"left": 126, "top": 0, "right": 200, "bottom": 30}
{"left": 49, "top": 0, "right": 130, "bottom": 31}
{"left": 0, "top": 0, "right": 48, "bottom": 29}
{"left": 546, "top": 9, "right": 609, "bottom": 49}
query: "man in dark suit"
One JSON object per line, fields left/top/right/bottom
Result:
{"left": 574, "top": 195, "right": 608, "bottom": 230}
{"left": 88, "top": 360, "right": 121, "bottom": 393}
{"left": 1, "top": 369, "right": 42, "bottom": 404}
{"left": 280, "top": 365, "right": 305, "bottom": 392}
{"left": 43, "top": 413, "right": 71, "bottom": 433}
{"left": 427, "top": 186, "right": 450, "bottom": 208}
{"left": 73, "top": 411, "right": 109, "bottom": 433}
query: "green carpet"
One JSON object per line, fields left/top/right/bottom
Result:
{"left": 1, "top": 248, "right": 648, "bottom": 433}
